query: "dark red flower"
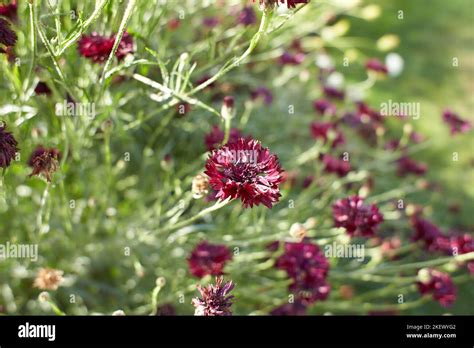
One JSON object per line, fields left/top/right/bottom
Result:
{"left": 204, "top": 125, "right": 243, "bottom": 151}
{"left": 332, "top": 196, "right": 384, "bottom": 237}
{"left": 155, "top": 303, "right": 176, "bottom": 316}
{"left": 0, "top": 18, "right": 16, "bottom": 47}
{"left": 302, "top": 175, "right": 314, "bottom": 189}
{"left": 365, "top": 58, "right": 388, "bottom": 74}
{"left": 187, "top": 241, "right": 232, "bottom": 278}
{"left": 203, "top": 17, "right": 219, "bottom": 28}
{"left": 78, "top": 32, "right": 133, "bottom": 63}
{"left": 310, "top": 122, "right": 345, "bottom": 148}
{"left": 412, "top": 217, "right": 474, "bottom": 273}
{"left": 396, "top": 156, "right": 427, "bottom": 176}
{"left": 278, "top": 51, "right": 304, "bottom": 65}
{"left": 250, "top": 86, "right": 273, "bottom": 105}
{"left": 0, "top": 0, "right": 17, "bottom": 21}
{"left": 320, "top": 154, "right": 351, "bottom": 177}
{"left": 270, "top": 300, "right": 307, "bottom": 316}
{"left": 357, "top": 102, "right": 383, "bottom": 123}
{"left": 238, "top": 6, "right": 257, "bottom": 26}
{"left": 442, "top": 109, "right": 472, "bottom": 135}
{"left": 28, "top": 147, "right": 60, "bottom": 182}
{"left": 274, "top": 241, "right": 330, "bottom": 304}
{"left": 417, "top": 269, "right": 457, "bottom": 307}
{"left": 313, "top": 99, "right": 336, "bottom": 116}
{"left": 192, "top": 276, "right": 234, "bottom": 316}
{"left": 167, "top": 18, "right": 181, "bottom": 30}
{"left": 114, "top": 32, "right": 134, "bottom": 60}
{"left": 323, "top": 86, "right": 345, "bottom": 100}
{"left": 34, "top": 82, "right": 52, "bottom": 96}
{"left": 205, "top": 138, "right": 283, "bottom": 208}
{"left": 0, "top": 122, "right": 18, "bottom": 169}
{"left": 28, "top": 146, "right": 62, "bottom": 167}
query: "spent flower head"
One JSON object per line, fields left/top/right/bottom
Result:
{"left": 192, "top": 276, "right": 234, "bottom": 316}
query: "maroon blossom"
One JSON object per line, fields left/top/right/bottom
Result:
{"left": 412, "top": 217, "right": 474, "bottom": 273}
{"left": 238, "top": 6, "right": 257, "bottom": 26}
{"left": 250, "top": 87, "right": 273, "bottom": 105}
{"left": 203, "top": 17, "right": 219, "bottom": 28}
{"left": 187, "top": 241, "right": 232, "bottom": 278}
{"left": 0, "top": 0, "right": 17, "bottom": 21}
{"left": 302, "top": 175, "right": 314, "bottom": 189}
{"left": 442, "top": 109, "right": 472, "bottom": 135}
{"left": 78, "top": 32, "right": 133, "bottom": 63}
{"left": 0, "top": 18, "right": 16, "bottom": 47}
{"left": 34, "top": 82, "right": 52, "bottom": 96}
{"left": 417, "top": 269, "right": 457, "bottom": 307}
{"left": 313, "top": 99, "right": 336, "bottom": 116}
{"left": 28, "top": 146, "right": 62, "bottom": 167}
{"left": 270, "top": 300, "right": 307, "bottom": 316}
{"left": 278, "top": 51, "right": 304, "bottom": 65}
{"left": 274, "top": 241, "right": 330, "bottom": 304}
{"left": 114, "top": 32, "right": 134, "bottom": 60}
{"left": 365, "top": 58, "right": 388, "bottom": 74}
{"left": 320, "top": 154, "right": 351, "bottom": 177}
{"left": 0, "top": 122, "right": 18, "bottom": 169}
{"left": 204, "top": 125, "right": 243, "bottom": 151}
{"left": 205, "top": 138, "right": 283, "bottom": 208}
{"left": 192, "top": 277, "right": 234, "bottom": 316}
{"left": 396, "top": 156, "right": 427, "bottom": 176}
{"left": 332, "top": 196, "right": 384, "bottom": 238}
{"left": 155, "top": 304, "right": 176, "bottom": 316}
{"left": 323, "top": 86, "right": 345, "bottom": 100}
{"left": 310, "top": 122, "right": 345, "bottom": 148}
{"left": 357, "top": 102, "right": 383, "bottom": 123}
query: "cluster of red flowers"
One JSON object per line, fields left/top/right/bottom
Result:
{"left": 332, "top": 196, "right": 384, "bottom": 238}
{"left": 412, "top": 217, "right": 474, "bottom": 274}
{"left": 187, "top": 241, "right": 232, "bottom": 278}
{"left": 78, "top": 32, "right": 134, "bottom": 63}
{"left": 417, "top": 269, "right": 457, "bottom": 307}
{"left": 272, "top": 241, "right": 330, "bottom": 308}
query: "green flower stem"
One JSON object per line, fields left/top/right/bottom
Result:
{"left": 36, "top": 182, "right": 51, "bottom": 235}
{"left": 160, "top": 198, "right": 231, "bottom": 233}
{"left": 99, "top": 0, "right": 136, "bottom": 87}
{"left": 313, "top": 298, "right": 428, "bottom": 314}
{"left": 55, "top": 0, "right": 110, "bottom": 56}
{"left": 124, "top": 9, "right": 274, "bottom": 131}
{"left": 190, "top": 9, "right": 273, "bottom": 95}
{"left": 0, "top": 169, "right": 7, "bottom": 212}
{"left": 23, "top": 1, "right": 37, "bottom": 98}
{"left": 150, "top": 279, "right": 165, "bottom": 315}
{"left": 222, "top": 115, "right": 232, "bottom": 145}
{"left": 352, "top": 252, "right": 474, "bottom": 275}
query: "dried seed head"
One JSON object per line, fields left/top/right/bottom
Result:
{"left": 34, "top": 268, "right": 64, "bottom": 291}
{"left": 192, "top": 173, "right": 210, "bottom": 199}
{"left": 192, "top": 276, "right": 234, "bottom": 316}
{"left": 221, "top": 95, "right": 235, "bottom": 120}
{"left": 28, "top": 150, "right": 59, "bottom": 182}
